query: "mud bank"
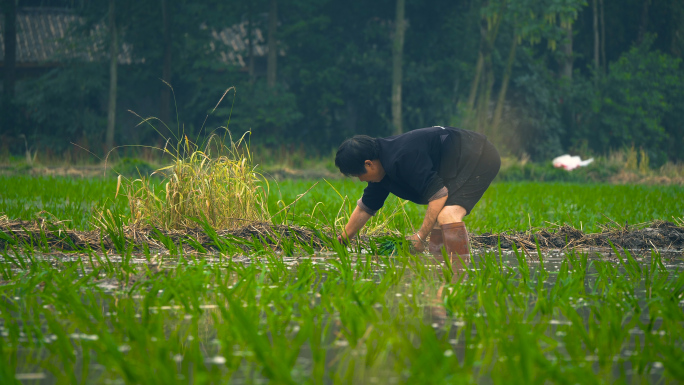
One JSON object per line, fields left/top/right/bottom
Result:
{"left": 1, "top": 216, "right": 682, "bottom": 254}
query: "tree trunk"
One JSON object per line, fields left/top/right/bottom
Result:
{"left": 561, "top": 23, "right": 573, "bottom": 80}
{"left": 592, "top": 0, "right": 600, "bottom": 75}
{"left": 247, "top": 3, "right": 255, "bottom": 83}
{"left": 491, "top": 36, "right": 517, "bottom": 133}
{"left": 391, "top": 0, "right": 405, "bottom": 135}
{"left": 673, "top": 2, "right": 684, "bottom": 58}
{"left": 106, "top": 0, "right": 118, "bottom": 152}
{"left": 600, "top": 0, "right": 606, "bottom": 72}
{"left": 160, "top": 0, "right": 172, "bottom": 125}
{"left": 2, "top": 0, "right": 17, "bottom": 108}
{"left": 467, "top": 53, "right": 483, "bottom": 110}
{"left": 637, "top": 0, "right": 650, "bottom": 43}
{"left": 476, "top": 53, "right": 494, "bottom": 134}
{"left": 267, "top": 0, "right": 278, "bottom": 88}
{"left": 467, "top": 4, "right": 504, "bottom": 131}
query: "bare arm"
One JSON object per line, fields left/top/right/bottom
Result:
{"left": 407, "top": 195, "right": 447, "bottom": 251}
{"left": 418, "top": 195, "right": 447, "bottom": 239}
{"left": 340, "top": 205, "right": 373, "bottom": 241}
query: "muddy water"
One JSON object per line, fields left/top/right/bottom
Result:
{"left": 4, "top": 248, "right": 683, "bottom": 384}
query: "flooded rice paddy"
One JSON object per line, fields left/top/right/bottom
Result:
{"left": 1, "top": 177, "right": 683, "bottom": 383}
{"left": 1, "top": 245, "right": 683, "bottom": 384}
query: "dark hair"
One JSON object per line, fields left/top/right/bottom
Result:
{"left": 334, "top": 135, "right": 379, "bottom": 176}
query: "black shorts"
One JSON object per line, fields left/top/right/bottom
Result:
{"left": 444, "top": 140, "right": 500, "bottom": 215}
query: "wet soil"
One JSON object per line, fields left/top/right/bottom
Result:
{"left": 474, "top": 220, "right": 684, "bottom": 252}
{"left": 1, "top": 216, "right": 682, "bottom": 254}
{"left": 0, "top": 216, "right": 327, "bottom": 253}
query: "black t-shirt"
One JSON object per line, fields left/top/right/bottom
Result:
{"left": 360, "top": 126, "right": 486, "bottom": 211}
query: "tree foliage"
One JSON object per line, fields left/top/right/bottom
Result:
{"left": 2, "top": 0, "right": 683, "bottom": 163}
{"left": 573, "top": 36, "right": 684, "bottom": 165}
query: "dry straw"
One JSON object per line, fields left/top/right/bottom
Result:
{"left": 101, "top": 85, "right": 271, "bottom": 231}
{"left": 121, "top": 132, "right": 269, "bottom": 231}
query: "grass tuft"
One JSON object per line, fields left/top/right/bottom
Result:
{"left": 121, "top": 132, "right": 269, "bottom": 231}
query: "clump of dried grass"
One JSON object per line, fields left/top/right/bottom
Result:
{"left": 121, "top": 132, "right": 269, "bottom": 231}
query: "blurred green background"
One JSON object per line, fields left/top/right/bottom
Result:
{"left": 1, "top": 0, "right": 683, "bottom": 166}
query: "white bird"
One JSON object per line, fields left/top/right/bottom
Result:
{"left": 552, "top": 154, "right": 594, "bottom": 171}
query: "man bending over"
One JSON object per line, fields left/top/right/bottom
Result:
{"left": 334, "top": 126, "right": 500, "bottom": 259}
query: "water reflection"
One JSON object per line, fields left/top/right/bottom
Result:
{"left": 2, "top": 247, "right": 682, "bottom": 383}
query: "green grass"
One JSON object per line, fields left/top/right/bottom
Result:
{"left": 0, "top": 233, "right": 682, "bottom": 383}
{"left": 3, "top": 175, "right": 682, "bottom": 234}
{"left": 268, "top": 179, "right": 684, "bottom": 234}
{"left": 0, "top": 175, "right": 683, "bottom": 383}
{"left": 0, "top": 176, "right": 128, "bottom": 230}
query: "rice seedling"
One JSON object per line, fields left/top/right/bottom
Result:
{"left": 0, "top": 159, "right": 683, "bottom": 383}
{"left": 0, "top": 175, "right": 128, "bottom": 230}
{"left": 95, "top": 208, "right": 127, "bottom": 255}
{"left": 0, "top": 228, "right": 681, "bottom": 383}
{"left": 2, "top": 175, "right": 683, "bottom": 237}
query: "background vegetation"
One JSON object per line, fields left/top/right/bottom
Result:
{"left": 1, "top": 0, "right": 683, "bottom": 166}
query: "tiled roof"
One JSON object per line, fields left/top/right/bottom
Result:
{"left": 0, "top": 8, "right": 82, "bottom": 64}
{"left": 1, "top": 7, "right": 267, "bottom": 67}
{"left": 212, "top": 22, "right": 267, "bottom": 67}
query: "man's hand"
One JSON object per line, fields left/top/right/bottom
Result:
{"left": 337, "top": 235, "right": 350, "bottom": 246}
{"left": 341, "top": 205, "right": 373, "bottom": 245}
{"left": 406, "top": 233, "right": 427, "bottom": 253}
{"left": 417, "top": 195, "right": 447, "bottom": 245}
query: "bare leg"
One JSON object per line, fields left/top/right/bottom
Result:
{"left": 438, "top": 204, "right": 471, "bottom": 260}
{"left": 429, "top": 205, "right": 467, "bottom": 255}
{"left": 437, "top": 205, "right": 467, "bottom": 224}
{"left": 429, "top": 206, "right": 470, "bottom": 323}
